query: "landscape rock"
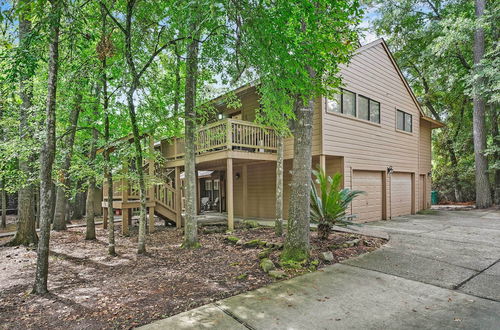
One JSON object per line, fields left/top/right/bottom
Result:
{"left": 236, "top": 239, "right": 244, "bottom": 245}
{"left": 258, "top": 248, "right": 272, "bottom": 259}
{"left": 320, "top": 251, "right": 334, "bottom": 262}
{"left": 345, "top": 239, "right": 360, "bottom": 247}
{"left": 260, "top": 258, "right": 276, "bottom": 273}
{"left": 225, "top": 236, "right": 240, "bottom": 244}
{"left": 243, "top": 239, "right": 267, "bottom": 248}
{"left": 243, "top": 220, "right": 260, "bottom": 229}
{"left": 268, "top": 270, "right": 287, "bottom": 279}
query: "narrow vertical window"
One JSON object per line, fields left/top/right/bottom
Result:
{"left": 327, "top": 93, "right": 341, "bottom": 113}
{"left": 370, "top": 100, "right": 380, "bottom": 123}
{"left": 358, "top": 95, "right": 369, "bottom": 120}
{"left": 342, "top": 90, "right": 356, "bottom": 117}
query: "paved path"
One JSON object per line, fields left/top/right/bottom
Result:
{"left": 140, "top": 209, "right": 500, "bottom": 329}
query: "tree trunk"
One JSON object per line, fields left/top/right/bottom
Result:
{"left": 491, "top": 104, "right": 500, "bottom": 205}
{"left": 100, "top": 3, "right": 115, "bottom": 256}
{"left": 275, "top": 135, "right": 284, "bottom": 236}
{"left": 1, "top": 179, "right": 6, "bottom": 229}
{"left": 85, "top": 89, "right": 99, "bottom": 240}
{"left": 282, "top": 96, "right": 314, "bottom": 262}
{"left": 33, "top": 0, "right": 61, "bottom": 295}
{"left": 53, "top": 93, "right": 82, "bottom": 230}
{"left": 182, "top": 25, "right": 200, "bottom": 249}
{"left": 11, "top": 1, "right": 38, "bottom": 245}
{"left": 472, "top": 0, "right": 492, "bottom": 209}
{"left": 446, "top": 140, "right": 463, "bottom": 202}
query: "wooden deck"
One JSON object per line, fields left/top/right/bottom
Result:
{"left": 162, "top": 119, "right": 279, "bottom": 164}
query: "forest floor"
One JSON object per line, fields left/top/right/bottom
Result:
{"left": 0, "top": 221, "right": 385, "bottom": 329}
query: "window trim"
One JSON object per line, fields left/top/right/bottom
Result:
{"left": 396, "top": 109, "right": 413, "bottom": 133}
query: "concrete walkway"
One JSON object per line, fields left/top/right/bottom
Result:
{"left": 140, "top": 209, "right": 500, "bottom": 329}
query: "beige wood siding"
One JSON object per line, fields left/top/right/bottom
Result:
{"left": 233, "top": 162, "right": 277, "bottom": 219}
{"left": 418, "top": 120, "right": 432, "bottom": 210}
{"left": 320, "top": 42, "right": 423, "bottom": 221}
{"left": 391, "top": 172, "right": 412, "bottom": 217}
{"left": 352, "top": 170, "right": 383, "bottom": 222}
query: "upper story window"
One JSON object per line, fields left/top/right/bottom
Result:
{"left": 327, "top": 89, "right": 380, "bottom": 124}
{"left": 396, "top": 110, "right": 412, "bottom": 132}
{"left": 358, "top": 95, "right": 380, "bottom": 124}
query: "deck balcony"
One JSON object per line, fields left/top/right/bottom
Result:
{"left": 162, "top": 119, "right": 279, "bottom": 165}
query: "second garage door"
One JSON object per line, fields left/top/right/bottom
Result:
{"left": 391, "top": 172, "right": 412, "bottom": 217}
{"left": 352, "top": 170, "right": 383, "bottom": 222}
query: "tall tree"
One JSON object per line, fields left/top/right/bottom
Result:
{"left": 472, "top": 0, "right": 492, "bottom": 208}
{"left": 10, "top": 0, "right": 38, "bottom": 246}
{"left": 98, "top": 2, "right": 116, "bottom": 255}
{"left": 181, "top": 8, "right": 201, "bottom": 249}
{"left": 85, "top": 87, "right": 100, "bottom": 240}
{"left": 33, "top": 0, "right": 62, "bottom": 294}
{"left": 103, "top": 0, "right": 183, "bottom": 254}
{"left": 53, "top": 91, "right": 82, "bottom": 230}
{"left": 234, "top": 0, "right": 361, "bottom": 261}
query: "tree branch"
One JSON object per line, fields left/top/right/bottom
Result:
{"left": 99, "top": 1, "right": 126, "bottom": 35}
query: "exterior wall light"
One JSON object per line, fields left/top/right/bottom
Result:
{"left": 387, "top": 166, "right": 394, "bottom": 175}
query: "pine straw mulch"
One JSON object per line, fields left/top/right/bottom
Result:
{"left": 0, "top": 222, "right": 385, "bottom": 329}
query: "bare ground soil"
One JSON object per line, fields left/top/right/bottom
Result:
{"left": 0, "top": 222, "right": 385, "bottom": 329}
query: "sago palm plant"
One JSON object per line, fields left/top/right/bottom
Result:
{"left": 310, "top": 168, "right": 364, "bottom": 240}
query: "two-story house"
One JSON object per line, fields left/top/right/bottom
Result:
{"left": 102, "top": 38, "right": 443, "bottom": 234}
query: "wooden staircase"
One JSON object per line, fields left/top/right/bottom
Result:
{"left": 153, "top": 183, "right": 178, "bottom": 223}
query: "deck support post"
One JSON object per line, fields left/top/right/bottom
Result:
{"left": 319, "top": 154, "right": 326, "bottom": 173}
{"left": 242, "top": 164, "right": 248, "bottom": 219}
{"left": 148, "top": 206, "right": 155, "bottom": 234}
{"left": 226, "top": 158, "right": 234, "bottom": 231}
{"left": 175, "top": 166, "right": 182, "bottom": 228}
{"left": 103, "top": 206, "right": 108, "bottom": 229}
{"left": 195, "top": 169, "right": 200, "bottom": 215}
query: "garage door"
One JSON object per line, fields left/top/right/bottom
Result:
{"left": 352, "top": 171, "right": 383, "bottom": 222}
{"left": 391, "top": 172, "right": 412, "bottom": 217}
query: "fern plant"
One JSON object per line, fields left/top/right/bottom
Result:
{"left": 310, "top": 168, "right": 364, "bottom": 240}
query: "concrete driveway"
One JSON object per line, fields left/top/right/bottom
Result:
{"left": 141, "top": 209, "right": 500, "bottom": 329}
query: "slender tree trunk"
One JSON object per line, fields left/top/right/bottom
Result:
{"left": 275, "top": 135, "right": 284, "bottom": 236}
{"left": 182, "top": 24, "right": 200, "bottom": 249}
{"left": 472, "top": 0, "right": 492, "bottom": 208}
{"left": 1, "top": 179, "right": 6, "bottom": 229}
{"left": 446, "top": 141, "right": 463, "bottom": 202}
{"left": 53, "top": 93, "right": 82, "bottom": 230}
{"left": 85, "top": 89, "right": 99, "bottom": 240}
{"left": 33, "top": 0, "right": 61, "bottom": 295}
{"left": 121, "top": 0, "right": 148, "bottom": 254}
{"left": 491, "top": 104, "right": 500, "bottom": 205}
{"left": 282, "top": 96, "right": 314, "bottom": 262}
{"left": 11, "top": 2, "right": 38, "bottom": 245}
{"left": 100, "top": 3, "right": 115, "bottom": 255}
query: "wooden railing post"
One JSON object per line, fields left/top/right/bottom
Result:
{"left": 226, "top": 119, "right": 232, "bottom": 150}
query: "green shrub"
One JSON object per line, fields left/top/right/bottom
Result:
{"left": 310, "top": 168, "right": 364, "bottom": 239}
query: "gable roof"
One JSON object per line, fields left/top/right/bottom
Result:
{"left": 355, "top": 39, "right": 444, "bottom": 129}
{"left": 355, "top": 39, "right": 426, "bottom": 117}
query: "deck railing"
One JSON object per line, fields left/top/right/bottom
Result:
{"left": 165, "top": 119, "right": 278, "bottom": 159}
